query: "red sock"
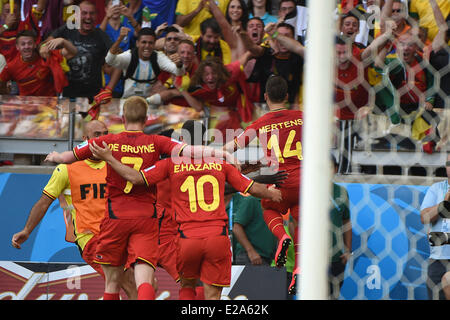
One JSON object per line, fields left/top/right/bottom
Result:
{"left": 137, "top": 283, "right": 155, "bottom": 300}
{"left": 263, "top": 210, "right": 287, "bottom": 240}
{"left": 195, "top": 286, "right": 205, "bottom": 300}
{"left": 179, "top": 287, "right": 196, "bottom": 300}
{"left": 103, "top": 292, "right": 120, "bottom": 300}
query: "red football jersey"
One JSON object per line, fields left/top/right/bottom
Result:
{"left": 335, "top": 52, "right": 369, "bottom": 120}
{"left": 235, "top": 108, "right": 303, "bottom": 188}
{"left": 0, "top": 55, "right": 56, "bottom": 96}
{"left": 141, "top": 157, "right": 254, "bottom": 238}
{"left": 156, "top": 178, "right": 178, "bottom": 242}
{"left": 73, "top": 131, "right": 185, "bottom": 219}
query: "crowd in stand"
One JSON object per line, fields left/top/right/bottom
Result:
{"left": 0, "top": 0, "right": 448, "bottom": 164}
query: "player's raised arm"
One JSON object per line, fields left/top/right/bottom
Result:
{"left": 181, "top": 144, "right": 241, "bottom": 171}
{"left": 89, "top": 141, "right": 145, "bottom": 185}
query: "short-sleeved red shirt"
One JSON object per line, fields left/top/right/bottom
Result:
{"left": 73, "top": 131, "right": 185, "bottom": 219}
{"left": 0, "top": 55, "right": 56, "bottom": 96}
{"left": 235, "top": 108, "right": 303, "bottom": 188}
{"left": 141, "top": 157, "right": 254, "bottom": 238}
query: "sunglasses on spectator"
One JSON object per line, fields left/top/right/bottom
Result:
{"left": 392, "top": 9, "right": 402, "bottom": 13}
{"left": 166, "top": 37, "right": 180, "bottom": 41}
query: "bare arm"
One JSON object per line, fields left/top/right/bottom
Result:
{"left": 429, "top": 0, "right": 448, "bottom": 52}
{"left": 208, "top": 0, "right": 237, "bottom": 50}
{"left": 11, "top": 195, "right": 54, "bottom": 249}
{"left": 341, "top": 218, "right": 353, "bottom": 264}
{"left": 421, "top": 204, "right": 442, "bottom": 225}
{"left": 247, "top": 183, "right": 282, "bottom": 202}
{"left": 44, "top": 150, "right": 77, "bottom": 164}
{"left": 44, "top": 38, "right": 78, "bottom": 60}
{"left": 233, "top": 223, "right": 263, "bottom": 265}
{"left": 380, "top": 0, "right": 394, "bottom": 34}
{"left": 177, "top": 89, "right": 204, "bottom": 112}
{"left": 266, "top": 23, "right": 305, "bottom": 57}
{"left": 176, "top": 0, "right": 206, "bottom": 27}
{"left": 181, "top": 144, "right": 240, "bottom": 170}
{"left": 110, "top": 27, "right": 130, "bottom": 55}
{"left": 361, "top": 20, "right": 395, "bottom": 63}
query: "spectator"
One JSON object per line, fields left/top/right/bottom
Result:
{"left": 380, "top": 0, "right": 411, "bottom": 39}
{"left": 154, "top": 24, "right": 191, "bottom": 56}
{"left": 247, "top": 0, "right": 278, "bottom": 26}
{"left": 409, "top": 0, "right": 449, "bottom": 42}
{"left": 340, "top": 11, "right": 367, "bottom": 51}
{"left": 420, "top": 153, "right": 450, "bottom": 300}
{"left": 48, "top": 0, "right": 115, "bottom": 101}
{"left": 226, "top": 0, "right": 249, "bottom": 29}
{"left": 0, "top": 0, "right": 47, "bottom": 63}
{"left": 208, "top": 0, "right": 247, "bottom": 63}
{"left": 375, "top": 30, "right": 437, "bottom": 152}
{"left": 229, "top": 193, "right": 277, "bottom": 266}
{"left": 239, "top": 17, "right": 271, "bottom": 103}
{"left": 99, "top": 0, "right": 141, "bottom": 52}
{"left": 99, "top": 0, "right": 141, "bottom": 98}
{"left": 0, "top": 30, "right": 77, "bottom": 96}
{"left": 265, "top": 22, "right": 304, "bottom": 109}
{"left": 175, "top": 0, "right": 229, "bottom": 37}
{"left": 177, "top": 54, "right": 253, "bottom": 143}
{"left": 105, "top": 27, "right": 184, "bottom": 99}
{"left": 333, "top": 28, "right": 397, "bottom": 172}
{"left": 150, "top": 39, "right": 199, "bottom": 107}
{"left": 23, "top": 0, "right": 65, "bottom": 40}
{"left": 193, "top": 17, "right": 232, "bottom": 65}
{"left": 277, "top": 0, "right": 297, "bottom": 23}
{"left": 336, "top": 1, "right": 372, "bottom": 47}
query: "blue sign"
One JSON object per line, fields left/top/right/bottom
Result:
{"left": 339, "top": 183, "right": 430, "bottom": 300}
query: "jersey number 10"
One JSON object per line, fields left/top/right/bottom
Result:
{"left": 180, "top": 175, "right": 220, "bottom": 213}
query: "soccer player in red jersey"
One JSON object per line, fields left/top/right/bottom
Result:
{"left": 89, "top": 120, "right": 282, "bottom": 300}
{"left": 224, "top": 75, "right": 303, "bottom": 291}
{"left": 45, "top": 96, "right": 238, "bottom": 300}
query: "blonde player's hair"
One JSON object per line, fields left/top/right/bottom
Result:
{"left": 123, "top": 96, "right": 148, "bottom": 124}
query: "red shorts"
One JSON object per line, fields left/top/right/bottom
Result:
{"left": 158, "top": 236, "right": 180, "bottom": 282}
{"left": 81, "top": 234, "right": 104, "bottom": 278}
{"left": 177, "top": 235, "right": 232, "bottom": 287}
{"left": 261, "top": 186, "right": 300, "bottom": 221}
{"left": 94, "top": 217, "right": 159, "bottom": 268}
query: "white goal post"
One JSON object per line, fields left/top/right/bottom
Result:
{"left": 298, "top": 0, "right": 336, "bottom": 300}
